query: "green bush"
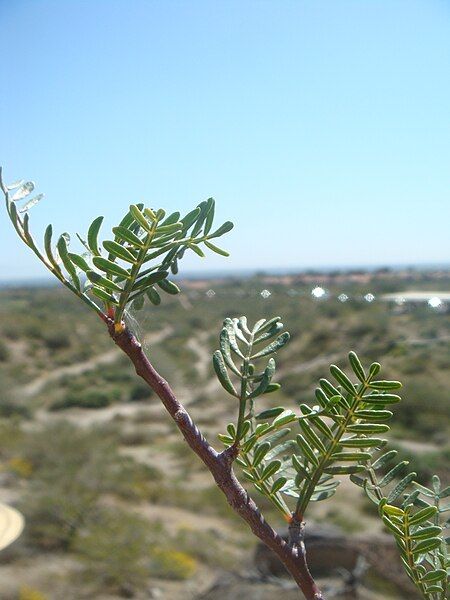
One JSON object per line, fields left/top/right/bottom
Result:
{"left": 49, "top": 389, "right": 112, "bottom": 411}
{"left": 15, "top": 422, "right": 152, "bottom": 549}
{"left": 0, "top": 399, "right": 30, "bottom": 419}
{"left": 0, "top": 339, "right": 9, "bottom": 361}
{"left": 129, "top": 380, "right": 152, "bottom": 401}
{"left": 388, "top": 444, "right": 450, "bottom": 484}
{"left": 175, "top": 527, "right": 235, "bottom": 569}
{"left": 393, "top": 376, "right": 449, "bottom": 436}
{"left": 120, "top": 428, "right": 155, "bottom": 446}
{"left": 74, "top": 508, "right": 155, "bottom": 592}
{"left": 42, "top": 330, "right": 71, "bottom": 350}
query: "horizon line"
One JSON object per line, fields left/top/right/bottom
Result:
{"left": 1, "top": 261, "right": 449, "bottom": 288}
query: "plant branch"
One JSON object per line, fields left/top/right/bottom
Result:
{"left": 108, "top": 321, "right": 324, "bottom": 600}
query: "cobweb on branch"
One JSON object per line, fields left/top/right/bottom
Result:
{"left": 124, "top": 308, "right": 145, "bottom": 345}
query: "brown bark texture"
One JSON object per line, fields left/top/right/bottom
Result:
{"left": 109, "top": 322, "right": 324, "bottom": 600}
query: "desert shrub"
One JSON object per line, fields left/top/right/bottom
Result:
{"left": 102, "top": 368, "right": 133, "bottom": 384}
{"left": 74, "top": 509, "right": 155, "bottom": 592}
{"left": 0, "top": 339, "right": 9, "bottom": 361}
{"left": 190, "top": 393, "right": 209, "bottom": 407}
{"left": 399, "top": 351, "right": 429, "bottom": 375}
{"left": 167, "top": 484, "right": 241, "bottom": 522}
{"left": 120, "top": 427, "right": 155, "bottom": 446}
{"left": 42, "top": 330, "right": 71, "bottom": 350}
{"left": 174, "top": 527, "right": 235, "bottom": 569}
{"left": 129, "top": 408, "right": 155, "bottom": 423}
{"left": 15, "top": 423, "right": 152, "bottom": 549}
{"left": 393, "top": 376, "right": 449, "bottom": 436}
{"left": 2, "top": 322, "right": 20, "bottom": 340}
{"left": 0, "top": 399, "right": 30, "bottom": 419}
{"left": 0, "top": 421, "right": 24, "bottom": 458}
{"left": 49, "top": 389, "right": 113, "bottom": 411}
{"left": 388, "top": 444, "right": 450, "bottom": 484}
{"left": 308, "top": 327, "right": 336, "bottom": 353}
{"left": 324, "top": 508, "right": 362, "bottom": 534}
{"left": 188, "top": 316, "right": 205, "bottom": 328}
{"left": 116, "top": 461, "right": 164, "bottom": 502}
{"left": 23, "top": 323, "right": 43, "bottom": 340}
{"left": 129, "top": 380, "right": 152, "bottom": 401}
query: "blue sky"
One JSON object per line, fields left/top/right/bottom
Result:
{"left": 1, "top": 0, "right": 449, "bottom": 280}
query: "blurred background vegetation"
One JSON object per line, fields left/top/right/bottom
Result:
{"left": 0, "top": 269, "right": 448, "bottom": 598}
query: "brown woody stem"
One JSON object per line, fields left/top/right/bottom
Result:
{"left": 109, "top": 321, "right": 324, "bottom": 600}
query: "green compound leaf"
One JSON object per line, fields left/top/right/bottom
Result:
{"left": 287, "top": 353, "right": 403, "bottom": 520}
{"left": 349, "top": 444, "right": 448, "bottom": 599}
{"left": 1, "top": 170, "right": 233, "bottom": 321}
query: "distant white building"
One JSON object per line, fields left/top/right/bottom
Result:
{"left": 381, "top": 291, "right": 450, "bottom": 310}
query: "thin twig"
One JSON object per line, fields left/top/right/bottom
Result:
{"left": 108, "top": 320, "right": 324, "bottom": 600}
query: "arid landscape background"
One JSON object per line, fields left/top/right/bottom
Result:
{"left": 0, "top": 267, "right": 448, "bottom": 599}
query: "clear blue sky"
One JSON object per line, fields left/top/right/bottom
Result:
{"left": 1, "top": 0, "right": 449, "bottom": 280}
